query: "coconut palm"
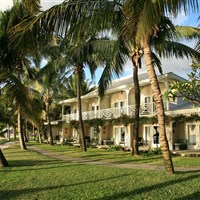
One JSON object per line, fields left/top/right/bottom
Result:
{"left": 64, "top": 75, "right": 96, "bottom": 99}
{"left": 121, "top": 1, "right": 199, "bottom": 174}
{"left": 11, "top": 0, "right": 199, "bottom": 173}
{"left": 0, "top": 2, "right": 43, "bottom": 150}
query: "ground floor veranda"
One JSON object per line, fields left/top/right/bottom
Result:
{"left": 59, "top": 120, "right": 200, "bottom": 151}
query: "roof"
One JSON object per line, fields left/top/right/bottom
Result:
{"left": 59, "top": 71, "right": 186, "bottom": 105}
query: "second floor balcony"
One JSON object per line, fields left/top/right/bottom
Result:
{"left": 63, "top": 103, "right": 156, "bottom": 122}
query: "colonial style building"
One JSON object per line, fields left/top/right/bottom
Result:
{"left": 59, "top": 72, "right": 200, "bottom": 150}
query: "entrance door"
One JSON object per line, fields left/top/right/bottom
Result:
{"left": 187, "top": 124, "right": 200, "bottom": 149}
{"left": 114, "top": 126, "right": 125, "bottom": 145}
{"left": 90, "top": 127, "right": 100, "bottom": 144}
{"left": 144, "top": 125, "right": 160, "bottom": 148}
{"left": 72, "top": 129, "right": 79, "bottom": 143}
{"left": 153, "top": 126, "right": 160, "bottom": 148}
{"left": 144, "top": 126, "right": 151, "bottom": 145}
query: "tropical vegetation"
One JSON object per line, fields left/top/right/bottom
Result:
{"left": 0, "top": 0, "right": 199, "bottom": 175}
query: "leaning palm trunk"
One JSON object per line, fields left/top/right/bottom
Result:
{"left": 131, "top": 54, "right": 140, "bottom": 156}
{"left": 76, "top": 66, "right": 87, "bottom": 152}
{"left": 143, "top": 40, "right": 174, "bottom": 174}
{"left": 18, "top": 107, "right": 27, "bottom": 150}
{"left": 0, "top": 149, "right": 8, "bottom": 167}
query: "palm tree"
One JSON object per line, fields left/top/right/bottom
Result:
{"left": 11, "top": 0, "right": 199, "bottom": 172}
{"left": 0, "top": 6, "right": 29, "bottom": 150}
{"left": 121, "top": 1, "right": 199, "bottom": 174}
{"left": 34, "top": 68, "right": 62, "bottom": 145}
{"left": 0, "top": 1, "right": 44, "bottom": 149}
{"left": 64, "top": 75, "right": 96, "bottom": 99}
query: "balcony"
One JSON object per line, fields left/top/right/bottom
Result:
{"left": 63, "top": 103, "right": 156, "bottom": 122}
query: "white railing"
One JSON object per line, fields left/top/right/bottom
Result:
{"left": 63, "top": 103, "right": 156, "bottom": 122}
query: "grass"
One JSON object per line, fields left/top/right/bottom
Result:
{"left": 0, "top": 138, "right": 18, "bottom": 145}
{"left": 28, "top": 142, "right": 164, "bottom": 165}
{"left": 0, "top": 138, "right": 9, "bottom": 145}
{"left": 0, "top": 145, "right": 200, "bottom": 200}
{"left": 27, "top": 142, "right": 200, "bottom": 168}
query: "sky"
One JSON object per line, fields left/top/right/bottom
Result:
{"left": 0, "top": 0, "right": 199, "bottom": 81}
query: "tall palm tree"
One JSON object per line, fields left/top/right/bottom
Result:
{"left": 121, "top": 0, "right": 199, "bottom": 174}
{"left": 11, "top": 0, "right": 199, "bottom": 173}
{"left": 0, "top": 1, "right": 44, "bottom": 149}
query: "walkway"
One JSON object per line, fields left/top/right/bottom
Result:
{"left": 28, "top": 146, "right": 200, "bottom": 173}
{"left": 1, "top": 142, "right": 200, "bottom": 173}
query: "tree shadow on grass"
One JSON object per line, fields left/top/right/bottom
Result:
{"left": 7, "top": 159, "right": 66, "bottom": 167}
{"left": 113, "top": 156, "right": 162, "bottom": 164}
{"left": 2, "top": 163, "right": 83, "bottom": 172}
{"left": 0, "top": 173, "right": 132, "bottom": 199}
{"left": 175, "top": 169, "right": 200, "bottom": 174}
{"left": 94, "top": 173, "right": 200, "bottom": 200}
{"left": 175, "top": 192, "right": 200, "bottom": 200}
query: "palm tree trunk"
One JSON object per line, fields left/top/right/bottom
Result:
{"left": 18, "top": 107, "right": 27, "bottom": 150}
{"left": 13, "top": 125, "right": 17, "bottom": 140}
{"left": 24, "top": 119, "right": 28, "bottom": 142}
{"left": 76, "top": 65, "right": 87, "bottom": 151}
{"left": 47, "top": 104, "right": 54, "bottom": 145}
{"left": 7, "top": 123, "right": 10, "bottom": 141}
{"left": 37, "top": 126, "right": 42, "bottom": 143}
{"left": 32, "top": 124, "right": 35, "bottom": 141}
{"left": 0, "top": 149, "right": 8, "bottom": 167}
{"left": 131, "top": 54, "right": 140, "bottom": 156}
{"left": 143, "top": 40, "right": 174, "bottom": 174}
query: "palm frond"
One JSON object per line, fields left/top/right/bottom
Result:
{"left": 154, "top": 40, "right": 200, "bottom": 60}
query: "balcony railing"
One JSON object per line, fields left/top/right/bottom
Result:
{"left": 63, "top": 103, "right": 156, "bottom": 122}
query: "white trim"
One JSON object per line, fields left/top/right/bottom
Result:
{"left": 166, "top": 108, "right": 200, "bottom": 116}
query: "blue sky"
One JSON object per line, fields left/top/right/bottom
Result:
{"left": 0, "top": 0, "right": 199, "bottom": 82}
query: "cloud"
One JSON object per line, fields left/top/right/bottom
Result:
{"left": 0, "top": 0, "right": 13, "bottom": 11}
{"left": 40, "top": 0, "right": 63, "bottom": 10}
{"left": 123, "top": 56, "right": 193, "bottom": 79}
{"left": 0, "top": 0, "right": 63, "bottom": 11}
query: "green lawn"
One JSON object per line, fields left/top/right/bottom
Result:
{"left": 27, "top": 142, "right": 200, "bottom": 168}
{"left": 0, "top": 144, "right": 200, "bottom": 200}
{"left": 0, "top": 138, "right": 8, "bottom": 145}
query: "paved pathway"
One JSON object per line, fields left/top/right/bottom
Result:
{"left": 0, "top": 141, "right": 19, "bottom": 149}
{"left": 28, "top": 146, "right": 166, "bottom": 171}
{"left": 1, "top": 142, "right": 200, "bottom": 172}
{"left": 28, "top": 146, "right": 200, "bottom": 173}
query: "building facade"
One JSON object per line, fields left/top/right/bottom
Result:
{"left": 59, "top": 72, "right": 200, "bottom": 150}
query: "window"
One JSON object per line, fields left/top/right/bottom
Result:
{"left": 92, "top": 105, "right": 99, "bottom": 111}
{"left": 168, "top": 96, "right": 177, "bottom": 104}
{"left": 64, "top": 106, "right": 71, "bottom": 115}
{"left": 143, "top": 96, "right": 156, "bottom": 113}
{"left": 114, "top": 101, "right": 125, "bottom": 108}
